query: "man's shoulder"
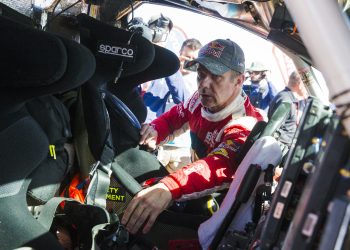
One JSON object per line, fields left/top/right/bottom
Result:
{"left": 275, "top": 88, "right": 297, "bottom": 102}
{"left": 184, "top": 91, "right": 202, "bottom": 113}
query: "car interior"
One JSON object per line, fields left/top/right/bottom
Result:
{"left": 1, "top": 0, "right": 350, "bottom": 249}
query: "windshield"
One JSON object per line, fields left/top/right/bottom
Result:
{"left": 132, "top": 3, "right": 316, "bottom": 92}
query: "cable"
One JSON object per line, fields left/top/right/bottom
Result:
{"left": 52, "top": 0, "right": 62, "bottom": 15}
{"left": 113, "top": 29, "right": 138, "bottom": 84}
{"left": 127, "top": 0, "right": 134, "bottom": 26}
{"left": 43, "top": 0, "right": 82, "bottom": 30}
{"left": 331, "top": 88, "right": 350, "bottom": 102}
{"left": 331, "top": 88, "right": 350, "bottom": 120}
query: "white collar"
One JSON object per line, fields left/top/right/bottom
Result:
{"left": 201, "top": 91, "right": 246, "bottom": 122}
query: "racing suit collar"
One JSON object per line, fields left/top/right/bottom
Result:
{"left": 201, "top": 90, "right": 246, "bottom": 122}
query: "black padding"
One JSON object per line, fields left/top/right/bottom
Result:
{"left": 106, "top": 45, "right": 179, "bottom": 152}
{"left": 117, "top": 44, "right": 180, "bottom": 90}
{"left": 26, "top": 96, "right": 72, "bottom": 204}
{"left": 77, "top": 13, "right": 155, "bottom": 80}
{"left": 108, "top": 84, "right": 147, "bottom": 123}
{"left": 0, "top": 108, "right": 62, "bottom": 249}
{"left": 0, "top": 16, "right": 67, "bottom": 88}
{"left": 103, "top": 90, "right": 141, "bottom": 149}
{"left": 0, "top": 180, "right": 63, "bottom": 250}
{"left": 0, "top": 2, "right": 36, "bottom": 28}
{"left": 0, "top": 16, "right": 96, "bottom": 103}
{"left": 115, "top": 148, "right": 168, "bottom": 182}
{"left": 0, "top": 110, "right": 48, "bottom": 188}
{"left": 107, "top": 85, "right": 147, "bottom": 152}
{"left": 82, "top": 81, "right": 112, "bottom": 160}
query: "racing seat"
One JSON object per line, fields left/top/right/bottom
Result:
{"left": 76, "top": 13, "right": 180, "bottom": 190}
{"left": 74, "top": 14, "right": 202, "bottom": 248}
{"left": 0, "top": 15, "right": 95, "bottom": 249}
{"left": 77, "top": 13, "right": 155, "bottom": 165}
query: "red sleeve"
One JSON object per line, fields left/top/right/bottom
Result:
{"left": 160, "top": 124, "right": 252, "bottom": 200}
{"left": 150, "top": 102, "right": 190, "bottom": 145}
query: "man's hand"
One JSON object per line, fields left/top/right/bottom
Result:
{"left": 139, "top": 123, "right": 158, "bottom": 150}
{"left": 121, "top": 183, "right": 172, "bottom": 234}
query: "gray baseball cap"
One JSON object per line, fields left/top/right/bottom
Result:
{"left": 246, "top": 61, "right": 269, "bottom": 72}
{"left": 184, "top": 39, "right": 245, "bottom": 74}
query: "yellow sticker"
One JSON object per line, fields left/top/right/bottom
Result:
{"left": 340, "top": 168, "right": 350, "bottom": 178}
{"left": 106, "top": 186, "right": 126, "bottom": 202}
{"left": 210, "top": 148, "right": 228, "bottom": 157}
{"left": 49, "top": 145, "right": 56, "bottom": 160}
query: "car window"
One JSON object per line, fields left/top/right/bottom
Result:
{"left": 131, "top": 3, "right": 296, "bottom": 91}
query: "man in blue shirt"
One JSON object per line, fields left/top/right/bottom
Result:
{"left": 243, "top": 61, "right": 278, "bottom": 113}
{"left": 143, "top": 38, "right": 202, "bottom": 122}
{"left": 143, "top": 70, "right": 187, "bottom": 122}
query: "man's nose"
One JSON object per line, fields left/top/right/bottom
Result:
{"left": 198, "top": 75, "right": 211, "bottom": 88}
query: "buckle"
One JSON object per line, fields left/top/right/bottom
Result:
{"left": 89, "top": 161, "right": 101, "bottom": 177}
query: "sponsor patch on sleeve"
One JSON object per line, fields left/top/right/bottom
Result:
{"left": 209, "top": 140, "right": 241, "bottom": 158}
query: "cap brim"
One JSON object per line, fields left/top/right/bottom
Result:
{"left": 184, "top": 56, "right": 230, "bottom": 75}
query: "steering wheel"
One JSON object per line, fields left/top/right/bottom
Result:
{"left": 102, "top": 90, "right": 142, "bottom": 146}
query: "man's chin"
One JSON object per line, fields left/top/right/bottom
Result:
{"left": 200, "top": 99, "right": 213, "bottom": 109}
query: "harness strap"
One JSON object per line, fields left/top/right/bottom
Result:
{"left": 37, "top": 197, "right": 79, "bottom": 230}
{"left": 85, "top": 143, "right": 114, "bottom": 208}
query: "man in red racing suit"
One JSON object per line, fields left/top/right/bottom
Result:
{"left": 153, "top": 90, "right": 262, "bottom": 200}
{"left": 122, "top": 39, "right": 263, "bottom": 235}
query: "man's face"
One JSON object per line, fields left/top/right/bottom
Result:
{"left": 197, "top": 65, "right": 243, "bottom": 113}
{"left": 179, "top": 46, "right": 200, "bottom": 75}
{"left": 249, "top": 71, "right": 264, "bottom": 82}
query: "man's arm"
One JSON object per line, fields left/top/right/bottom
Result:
{"left": 121, "top": 182, "right": 172, "bottom": 234}
{"left": 123, "top": 122, "right": 254, "bottom": 234}
{"left": 151, "top": 101, "right": 190, "bottom": 144}
{"left": 160, "top": 125, "right": 251, "bottom": 200}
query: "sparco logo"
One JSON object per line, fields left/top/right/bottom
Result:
{"left": 98, "top": 44, "right": 134, "bottom": 58}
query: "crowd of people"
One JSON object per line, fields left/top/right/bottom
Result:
{"left": 120, "top": 14, "right": 309, "bottom": 235}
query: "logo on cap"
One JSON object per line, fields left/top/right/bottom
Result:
{"left": 200, "top": 41, "right": 225, "bottom": 59}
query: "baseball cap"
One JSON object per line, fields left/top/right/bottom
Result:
{"left": 185, "top": 39, "right": 245, "bottom": 75}
{"left": 247, "top": 61, "right": 269, "bottom": 72}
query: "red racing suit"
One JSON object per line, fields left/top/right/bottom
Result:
{"left": 151, "top": 91, "right": 263, "bottom": 201}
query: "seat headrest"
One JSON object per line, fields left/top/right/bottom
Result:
{"left": 77, "top": 13, "right": 155, "bottom": 82}
{"left": 117, "top": 44, "right": 180, "bottom": 90}
{"left": 0, "top": 16, "right": 96, "bottom": 104}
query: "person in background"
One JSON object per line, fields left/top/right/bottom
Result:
{"left": 243, "top": 61, "right": 278, "bottom": 114}
{"left": 268, "top": 70, "right": 308, "bottom": 156}
{"left": 121, "top": 39, "right": 263, "bottom": 234}
{"left": 142, "top": 14, "right": 188, "bottom": 122}
{"left": 178, "top": 38, "right": 203, "bottom": 96}
{"left": 158, "top": 38, "right": 203, "bottom": 173}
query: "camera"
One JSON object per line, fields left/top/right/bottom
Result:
{"left": 128, "top": 14, "right": 172, "bottom": 43}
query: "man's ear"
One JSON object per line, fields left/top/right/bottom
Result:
{"left": 235, "top": 74, "right": 245, "bottom": 86}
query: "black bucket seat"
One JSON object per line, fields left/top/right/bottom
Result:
{"left": 0, "top": 15, "right": 95, "bottom": 249}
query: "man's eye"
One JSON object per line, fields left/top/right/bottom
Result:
{"left": 212, "top": 74, "right": 222, "bottom": 81}
{"left": 197, "top": 71, "right": 204, "bottom": 80}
